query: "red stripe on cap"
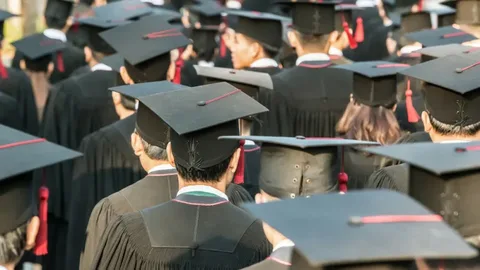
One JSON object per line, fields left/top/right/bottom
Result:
{"left": 442, "top": 31, "right": 468, "bottom": 38}
{"left": 143, "top": 28, "right": 182, "bottom": 39}
{"left": 350, "top": 215, "right": 443, "bottom": 225}
{"left": 464, "top": 47, "right": 480, "bottom": 54}
{"left": 375, "top": 63, "right": 410, "bottom": 68}
{"left": 0, "top": 138, "right": 46, "bottom": 149}
{"left": 204, "top": 89, "right": 241, "bottom": 105}
{"left": 124, "top": 3, "right": 146, "bottom": 10}
{"left": 455, "top": 61, "right": 480, "bottom": 73}
{"left": 455, "top": 145, "right": 480, "bottom": 152}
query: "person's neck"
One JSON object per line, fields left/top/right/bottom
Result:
{"left": 178, "top": 177, "right": 227, "bottom": 193}
{"left": 115, "top": 106, "right": 134, "bottom": 120}
{"left": 296, "top": 47, "right": 328, "bottom": 58}
{"left": 143, "top": 159, "right": 171, "bottom": 173}
{"left": 430, "top": 132, "right": 479, "bottom": 143}
{"left": 88, "top": 58, "right": 100, "bottom": 68}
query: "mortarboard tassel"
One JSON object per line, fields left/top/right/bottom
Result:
{"left": 0, "top": 59, "right": 8, "bottom": 79}
{"left": 405, "top": 80, "right": 420, "bottom": 123}
{"left": 34, "top": 170, "right": 49, "bottom": 256}
{"left": 342, "top": 15, "right": 357, "bottom": 49}
{"left": 338, "top": 146, "right": 348, "bottom": 193}
{"left": 233, "top": 140, "right": 245, "bottom": 184}
{"left": 418, "top": 0, "right": 423, "bottom": 12}
{"left": 56, "top": 52, "right": 65, "bottom": 73}
{"left": 220, "top": 15, "right": 228, "bottom": 58}
{"left": 173, "top": 48, "right": 185, "bottom": 84}
{"left": 354, "top": 17, "right": 364, "bottom": 43}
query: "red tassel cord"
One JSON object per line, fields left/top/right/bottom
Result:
{"left": 173, "top": 48, "right": 185, "bottom": 84}
{"left": 405, "top": 80, "right": 420, "bottom": 123}
{"left": 342, "top": 14, "right": 357, "bottom": 49}
{"left": 56, "top": 52, "right": 65, "bottom": 73}
{"left": 0, "top": 59, "right": 8, "bottom": 79}
{"left": 34, "top": 185, "right": 49, "bottom": 256}
{"left": 354, "top": 17, "right": 364, "bottom": 43}
{"left": 234, "top": 140, "right": 245, "bottom": 184}
{"left": 220, "top": 15, "right": 228, "bottom": 58}
{"left": 338, "top": 146, "right": 348, "bottom": 193}
{"left": 418, "top": 0, "right": 423, "bottom": 12}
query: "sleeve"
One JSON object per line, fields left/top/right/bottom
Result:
{"left": 255, "top": 85, "right": 294, "bottom": 136}
{"left": 226, "top": 184, "right": 254, "bottom": 206}
{"left": 366, "top": 168, "right": 401, "bottom": 192}
{"left": 245, "top": 220, "right": 273, "bottom": 266}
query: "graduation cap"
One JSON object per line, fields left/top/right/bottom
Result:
{"left": 398, "top": 10, "right": 432, "bottom": 33}
{"left": 436, "top": 5, "right": 457, "bottom": 27}
{"left": 405, "top": 26, "right": 476, "bottom": 47}
{"left": 362, "top": 142, "right": 480, "bottom": 238}
{"left": 333, "top": 61, "right": 409, "bottom": 108}
{"left": 456, "top": 0, "right": 480, "bottom": 25}
{"left": 187, "top": 1, "right": 225, "bottom": 26}
{"left": 93, "top": 0, "right": 154, "bottom": 20}
{"left": 100, "top": 53, "right": 124, "bottom": 72}
{"left": 400, "top": 54, "right": 480, "bottom": 126}
{"left": 137, "top": 82, "right": 268, "bottom": 170}
{"left": 220, "top": 136, "right": 378, "bottom": 197}
{"left": 100, "top": 15, "right": 191, "bottom": 83}
{"left": 109, "top": 81, "right": 188, "bottom": 148}
{"left": 242, "top": 190, "right": 478, "bottom": 268}
{"left": 227, "top": 10, "right": 285, "bottom": 52}
{"left": 194, "top": 65, "right": 273, "bottom": 98}
{"left": 417, "top": 43, "right": 477, "bottom": 63}
{"left": 12, "top": 33, "right": 67, "bottom": 73}
{"left": 147, "top": 6, "right": 182, "bottom": 22}
{"left": 77, "top": 17, "right": 130, "bottom": 54}
{"left": 0, "top": 124, "right": 82, "bottom": 255}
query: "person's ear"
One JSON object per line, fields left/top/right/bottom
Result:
{"left": 19, "top": 59, "right": 26, "bottom": 70}
{"left": 131, "top": 132, "right": 144, "bottom": 157}
{"left": 287, "top": 30, "right": 298, "bottom": 48}
{"left": 111, "top": 91, "right": 122, "bottom": 105}
{"left": 47, "top": 62, "right": 55, "bottom": 77}
{"left": 229, "top": 147, "right": 241, "bottom": 174}
{"left": 84, "top": 46, "right": 92, "bottom": 64}
{"left": 25, "top": 216, "right": 40, "bottom": 251}
{"left": 166, "top": 142, "right": 176, "bottom": 167}
{"left": 422, "top": 111, "right": 432, "bottom": 133}
{"left": 119, "top": 66, "right": 134, "bottom": 85}
{"left": 392, "top": 104, "right": 397, "bottom": 112}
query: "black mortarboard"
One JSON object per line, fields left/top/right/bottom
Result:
{"left": 399, "top": 10, "right": 432, "bottom": 33}
{"left": 12, "top": 33, "right": 66, "bottom": 60}
{"left": 242, "top": 190, "right": 478, "bottom": 268}
{"left": 44, "top": 0, "right": 73, "bottom": 21}
{"left": 220, "top": 136, "right": 378, "bottom": 198}
{"left": 100, "top": 53, "right": 124, "bottom": 72}
{"left": 138, "top": 82, "right": 268, "bottom": 169}
{"left": 77, "top": 17, "right": 130, "bottom": 54}
{"left": 441, "top": 0, "right": 457, "bottom": 9}
{"left": 109, "top": 81, "right": 187, "bottom": 148}
{"left": 456, "top": 0, "right": 480, "bottom": 25}
{"left": 417, "top": 44, "right": 476, "bottom": 63}
{"left": 400, "top": 54, "right": 480, "bottom": 126}
{"left": 187, "top": 1, "right": 224, "bottom": 26}
{"left": 93, "top": 0, "right": 153, "bottom": 20}
{"left": 228, "top": 10, "right": 285, "bottom": 52}
{"left": 436, "top": 5, "right": 456, "bottom": 27}
{"left": 0, "top": 9, "right": 15, "bottom": 38}
{"left": 406, "top": 26, "right": 476, "bottom": 47}
{"left": 0, "top": 124, "right": 81, "bottom": 234}
{"left": 194, "top": 66, "right": 273, "bottom": 98}
{"left": 362, "top": 142, "right": 480, "bottom": 238}
{"left": 333, "top": 61, "right": 409, "bottom": 107}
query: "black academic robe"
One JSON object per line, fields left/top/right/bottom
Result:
{"left": 243, "top": 246, "right": 293, "bottom": 270}
{"left": 91, "top": 193, "right": 271, "bottom": 270}
{"left": 35, "top": 70, "right": 118, "bottom": 270}
{"left": 344, "top": 148, "right": 383, "bottom": 190}
{"left": 65, "top": 115, "right": 145, "bottom": 270}
{"left": 242, "top": 142, "right": 262, "bottom": 198}
{"left": 214, "top": 50, "right": 234, "bottom": 69}
{"left": 12, "top": 41, "right": 86, "bottom": 84}
{"left": 0, "top": 92, "right": 22, "bottom": 130}
{"left": 181, "top": 59, "right": 204, "bottom": 87}
{"left": 70, "top": 65, "right": 91, "bottom": 78}
{"left": 0, "top": 68, "right": 38, "bottom": 135}
{"left": 366, "top": 164, "right": 409, "bottom": 194}
{"left": 257, "top": 61, "right": 351, "bottom": 137}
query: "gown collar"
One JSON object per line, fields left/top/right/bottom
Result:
{"left": 177, "top": 185, "right": 229, "bottom": 201}
{"left": 296, "top": 53, "right": 330, "bottom": 66}
{"left": 43, "top": 28, "right": 67, "bottom": 42}
{"left": 250, "top": 58, "right": 279, "bottom": 68}
{"left": 91, "top": 63, "right": 113, "bottom": 72}
{"left": 148, "top": 164, "right": 175, "bottom": 173}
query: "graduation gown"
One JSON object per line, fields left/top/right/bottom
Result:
{"left": 65, "top": 115, "right": 145, "bottom": 270}
{"left": 0, "top": 92, "right": 22, "bottom": 130}
{"left": 12, "top": 41, "right": 86, "bottom": 84}
{"left": 243, "top": 246, "right": 293, "bottom": 270}
{"left": 257, "top": 60, "right": 351, "bottom": 137}
{"left": 181, "top": 59, "right": 204, "bottom": 87}
{"left": 366, "top": 164, "right": 409, "bottom": 194}
{"left": 91, "top": 192, "right": 271, "bottom": 270}
{"left": 344, "top": 148, "right": 383, "bottom": 190}
{"left": 0, "top": 68, "right": 38, "bottom": 135}
{"left": 242, "top": 142, "right": 262, "bottom": 198}
{"left": 70, "top": 65, "right": 91, "bottom": 78}
{"left": 35, "top": 70, "right": 118, "bottom": 270}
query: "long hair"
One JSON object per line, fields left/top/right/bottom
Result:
{"left": 337, "top": 101, "right": 401, "bottom": 145}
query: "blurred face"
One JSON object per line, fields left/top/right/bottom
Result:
{"left": 230, "top": 33, "right": 256, "bottom": 69}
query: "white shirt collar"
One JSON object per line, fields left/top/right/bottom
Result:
{"left": 296, "top": 53, "right": 330, "bottom": 66}
{"left": 439, "top": 140, "right": 471, "bottom": 144}
{"left": 43, "top": 28, "right": 67, "bottom": 42}
{"left": 148, "top": 164, "right": 175, "bottom": 173}
{"left": 400, "top": 44, "right": 422, "bottom": 55}
{"left": 177, "top": 185, "right": 229, "bottom": 201}
{"left": 250, "top": 58, "right": 279, "bottom": 68}
{"left": 91, "top": 63, "right": 113, "bottom": 72}
{"left": 0, "top": 266, "right": 7, "bottom": 270}
{"left": 198, "top": 60, "right": 214, "bottom": 67}
{"left": 328, "top": 47, "right": 343, "bottom": 56}
{"left": 245, "top": 139, "right": 255, "bottom": 146}
{"left": 272, "top": 239, "right": 295, "bottom": 252}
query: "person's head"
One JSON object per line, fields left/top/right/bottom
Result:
{"left": 287, "top": 29, "right": 340, "bottom": 56}
{"left": 131, "top": 129, "right": 169, "bottom": 169}
{"left": 422, "top": 110, "right": 480, "bottom": 142}
{"left": 231, "top": 32, "right": 278, "bottom": 69}
{"left": 44, "top": 0, "right": 73, "bottom": 32}
{"left": 337, "top": 100, "right": 401, "bottom": 145}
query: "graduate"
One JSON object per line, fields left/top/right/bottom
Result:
{"left": 241, "top": 190, "right": 477, "bottom": 269}
{"left": 12, "top": 0, "right": 86, "bottom": 84}
{"left": 255, "top": 0, "right": 354, "bottom": 137}
{"left": 367, "top": 54, "right": 480, "bottom": 193}
{"left": 0, "top": 125, "right": 82, "bottom": 270}
{"left": 91, "top": 82, "right": 271, "bottom": 269}
{"left": 227, "top": 10, "right": 285, "bottom": 74}
{"left": 0, "top": 92, "right": 21, "bottom": 131}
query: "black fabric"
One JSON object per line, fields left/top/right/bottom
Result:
{"left": 0, "top": 68, "right": 38, "bottom": 135}
{"left": 245, "top": 66, "right": 282, "bottom": 75}
{"left": 226, "top": 183, "right": 254, "bottom": 205}
{"left": 91, "top": 194, "right": 271, "bottom": 269}
{"left": 344, "top": 148, "right": 383, "bottom": 190}
{"left": 66, "top": 115, "right": 146, "bottom": 270}
{"left": 366, "top": 163, "right": 409, "bottom": 194}
{"left": 181, "top": 59, "right": 204, "bottom": 87}
{"left": 0, "top": 92, "right": 21, "bottom": 131}
{"left": 244, "top": 246, "right": 293, "bottom": 270}
{"left": 242, "top": 143, "right": 261, "bottom": 198}
{"left": 255, "top": 61, "right": 351, "bottom": 137}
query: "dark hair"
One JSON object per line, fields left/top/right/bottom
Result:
{"left": 140, "top": 137, "right": 168, "bottom": 161}
{"left": 124, "top": 53, "right": 171, "bottom": 84}
{"left": 337, "top": 101, "right": 401, "bottom": 145}
{"left": 115, "top": 74, "right": 136, "bottom": 111}
{"left": 429, "top": 113, "right": 480, "bottom": 137}
{"left": 45, "top": 17, "right": 67, "bottom": 30}
{"left": 294, "top": 30, "right": 330, "bottom": 52}
{"left": 0, "top": 222, "right": 27, "bottom": 265}
{"left": 25, "top": 55, "right": 52, "bottom": 72}
{"left": 175, "top": 155, "right": 232, "bottom": 183}
{"left": 244, "top": 35, "right": 279, "bottom": 59}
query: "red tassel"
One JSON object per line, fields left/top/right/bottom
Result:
{"left": 343, "top": 19, "right": 357, "bottom": 49}
{"left": 173, "top": 48, "right": 184, "bottom": 84}
{"left": 220, "top": 15, "right": 228, "bottom": 57}
{"left": 0, "top": 59, "right": 8, "bottom": 79}
{"left": 233, "top": 140, "right": 245, "bottom": 185}
{"left": 405, "top": 80, "right": 420, "bottom": 123}
{"left": 418, "top": 0, "right": 423, "bottom": 11}
{"left": 34, "top": 186, "right": 49, "bottom": 256}
{"left": 56, "top": 52, "right": 65, "bottom": 73}
{"left": 338, "top": 146, "right": 348, "bottom": 193}
{"left": 354, "top": 17, "right": 364, "bottom": 43}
